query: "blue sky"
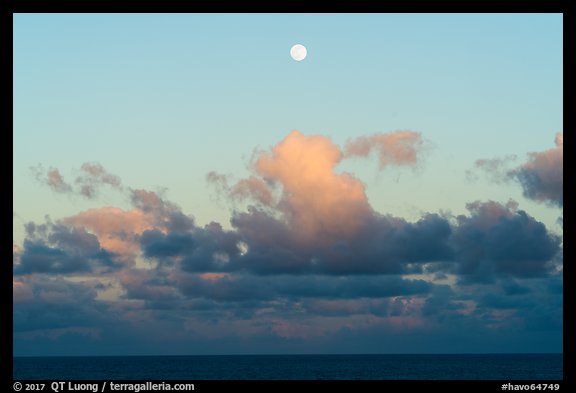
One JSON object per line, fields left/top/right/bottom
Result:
{"left": 13, "top": 13, "right": 563, "bottom": 356}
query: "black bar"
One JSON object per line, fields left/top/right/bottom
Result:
{"left": 10, "top": 380, "right": 566, "bottom": 392}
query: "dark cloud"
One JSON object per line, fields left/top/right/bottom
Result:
{"left": 15, "top": 220, "right": 119, "bottom": 275}
{"left": 452, "top": 201, "right": 561, "bottom": 283}
{"left": 16, "top": 241, "right": 92, "bottom": 275}
{"left": 178, "top": 222, "right": 242, "bottom": 273}
{"left": 132, "top": 207, "right": 455, "bottom": 276}
{"left": 140, "top": 230, "right": 196, "bottom": 259}
{"left": 224, "top": 200, "right": 556, "bottom": 281}
{"left": 229, "top": 210, "right": 453, "bottom": 275}
{"left": 119, "top": 268, "right": 182, "bottom": 302}
{"left": 13, "top": 276, "right": 110, "bottom": 332}
{"left": 421, "top": 285, "right": 465, "bottom": 317}
{"left": 174, "top": 273, "right": 432, "bottom": 303}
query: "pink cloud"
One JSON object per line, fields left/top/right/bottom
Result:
{"left": 64, "top": 207, "right": 157, "bottom": 261}
{"left": 252, "top": 131, "right": 373, "bottom": 244}
{"left": 198, "top": 273, "right": 230, "bottom": 282}
{"left": 47, "top": 169, "right": 73, "bottom": 193}
{"left": 513, "top": 133, "right": 563, "bottom": 206}
{"left": 215, "top": 131, "right": 426, "bottom": 246}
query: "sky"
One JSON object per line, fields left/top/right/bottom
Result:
{"left": 13, "top": 13, "right": 563, "bottom": 356}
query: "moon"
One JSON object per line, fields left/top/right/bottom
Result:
{"left": 290, "top": 44, "right": 307, "bottom": 61}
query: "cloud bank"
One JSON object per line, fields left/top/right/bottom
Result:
{"left": 14, "top": 130, "right": 563, "bottom": 355}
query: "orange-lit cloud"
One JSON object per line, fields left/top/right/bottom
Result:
{"left": 253, "top": 130, "right": 372, "bottom": 244}
{"left": 64, "top": 207, "right": 157, "bottom": 261}
{"left": 213, "top": 130, "right": 425, "bottom": 246}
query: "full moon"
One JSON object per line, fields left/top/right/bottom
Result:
{"left": 290, "top": 44, "right": 307, "bottom": 61}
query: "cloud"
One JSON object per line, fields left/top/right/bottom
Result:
{"left": 75, "top": 162, "right": 123, "bottom": 198}
{"left": 31, "top": 166, "right": 73, "bottom": 193}
{"left": 31, "top": 162, "right": 123, "bottom": 199}
{"left": 230, "top": 177, "right": 275, "bottom": 206}
{"left": 135, "top": 207, "right": 448, "bottom": 277}
{"left": 15, "top": 220, "right": 119, "bottom": 275}
{"left": 512, "top": 133, "right": 563, "bottom": 207}
{"left": 56, "top": 189, "right": 194, "bottom": 264}
{"left": 15, "top": 130, "right": 563, "bottom": 355}
{"left": 255, "top": 131, "right": 374, "bottom": 244}
{"left": 208, "top": 131, "right": 375, "bottom": 247}
{"left": 114, "top": 200, "right": 557, "bottom": 304}
{"left": 140, "top": 230, "right": 196, "bottom": 259}
{"left": 25, "top": 135, "right": 557, "bottom": 281}
{"left": 467, "top": 155, "right": 517, "bottom": 182}
{"left": 472, "top": 133, "right": 563, "bottom": 207}
{"left": 452, "top": 200, "right": 561, "bottom": 283}
{"left": 118, "top": 268, "right": 181, "bottom": 302}
{"left": 64, "top": 207, "right": 156, "bottom": 263}
{"left": 13, "top": 275, "right": 116, "bottom": 335}
{"left": 344, "top": 131, "right": 423, "bottom": 169}
{"left": 13, "top": 280, "right": 33, "bottom": 304}
{"left": 174, "top": 274, "right": 432, "bottom": 303}
{"left": 210, "top": 131, "right": 426, "bottom": 253}
{"left": 421, "top": 285, "right": 466, "bottom": 317}
{"left": 130, "top": 189, "right": 195, "bottom": 232}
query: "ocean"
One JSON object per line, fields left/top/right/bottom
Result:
{"left": 13, "top": 353, "right": 562, "bottom": 380}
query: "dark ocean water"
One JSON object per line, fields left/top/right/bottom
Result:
{"left": 13, "top": 354, "right": 562, "bottom": 380}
